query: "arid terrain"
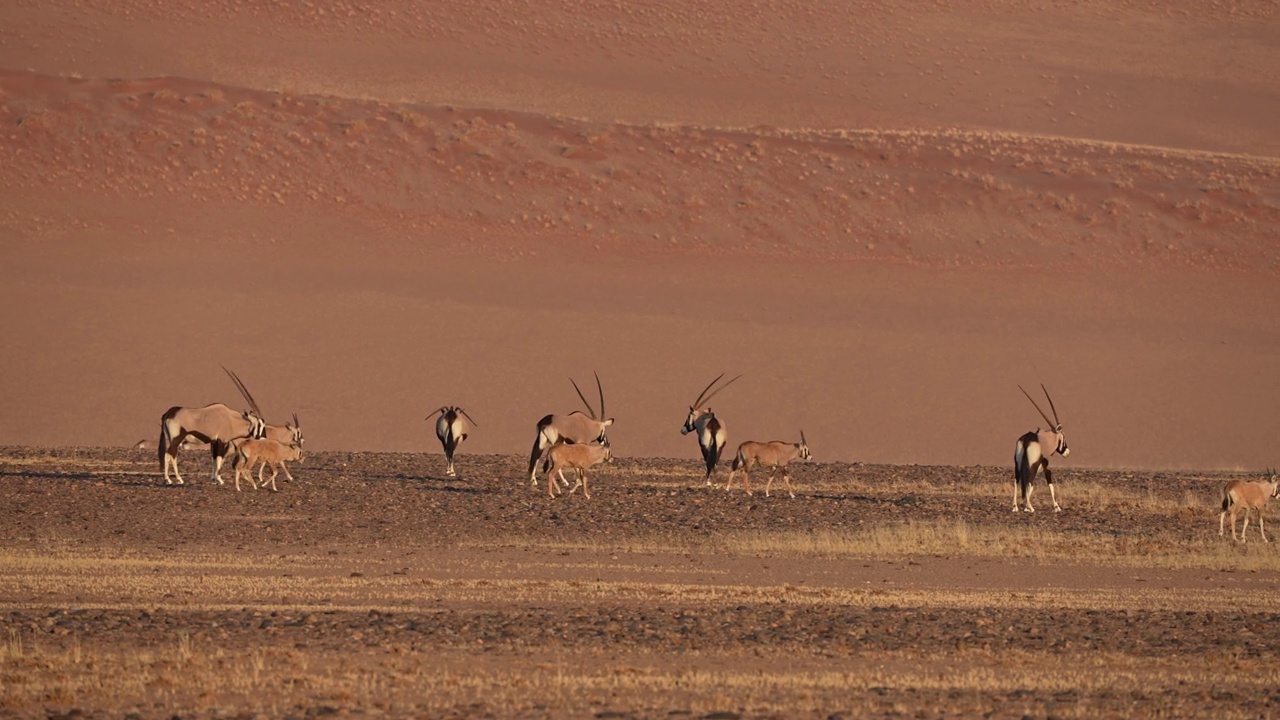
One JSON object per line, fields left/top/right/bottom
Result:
{"left": 3, "top": 446, "right": 1280, "bottom": 718}
{"left": 2, "top": 0, "right": 1279, "bottom": 717}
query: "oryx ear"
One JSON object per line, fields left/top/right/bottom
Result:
{"left": 603, "top": 418, "right": 615, "bottom": 427}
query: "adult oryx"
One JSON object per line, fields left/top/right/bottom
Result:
{"left": 1012, "top": 384, "right": 1070, "bottom": 513}
{"left": 429, "top": 406, "right": 477, "bottom": 477}
{"left": 526, "top": 372, "right": 613, "bottom": 486}
{"left": 159, "top": 367, "right": 267, "bottom": 485}
{"left": 680, "top": 373, "right": 740, "bottom": 484}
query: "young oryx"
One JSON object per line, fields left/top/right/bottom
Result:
{"left": 1012, "top": 384, "right": 1070, "bottom": 513}
{"left": 540, "top": 438, "right": 612, "bottom": 499}
{"left": 158, "top": 367, "right": 266, "bottom": 486}
{"left": 526, "top": 372, "right": 614, "bottom": 486}
{"left": 230, "top": 437, "right": 303, "bottom": 492}
{"left": 1220, "top": 468, "right": 1280, "bottom": 543}
{"left": 429, "top": 406, "right": 477, "bottom": 477}
{"left": 264, "top": 413, "right": 304, "bottom": 449}
{"left": 680, "top": 373, "right": 741, "bottom": 484}
{"left": 726, "top": 431, "right": 812, "bottom": 498}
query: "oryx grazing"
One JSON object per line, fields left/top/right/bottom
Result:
{"left": 725, "top": 431, "right": 812, "bottom": 498}
{"left": 429, "top": 406, "right": 477, "bottom": 477}
{"left": 680, "top": 373, "right": 740, "bottom": 484}
{"left": 230, "top": 437, "right": 303, "bottom": 492}
{"left": 1012, "top": 384, "right": 1070, "bottom": 513}
{"left": 1219, "top": 468, "right": 1280, "bottom": 543}
{"left": 526, "top": 372, "right": 614, "bottom": 486}
{"left": 158, "top": 367, "right": 267, "bottom": 485}
{"left": 541, "top": 438, "right": 613, "bottom": 499}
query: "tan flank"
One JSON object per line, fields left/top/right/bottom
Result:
{"left": 726, "top": 431, "right": 812, "bottom": 498}
{"left": 540, "top": 440, "right": 612, "bottom": 499}
{"left": 527, "top": 373, "right": 614, "bottom": 486}
{"left": 1219, "top": 469, "right": 1280, "bottom": 543}
{"left": 680, "top": 373, "right": 740, "bottom": 484}
{"left": 229, "top": 438, "right": 303, "bottom": 492}
{"left": 429, "top": 406, "right": 477, "bottom": 477}
{"left": 1012, "top": 384, "right": 1070, "bottom": 513}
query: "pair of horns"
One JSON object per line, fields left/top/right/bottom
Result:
{"left": 292, "top": 412, "right": 300, "bottom": 429}
{"left": 800, "top": 429, "right": 808, "bottom": 446}
{"left": 222, "top": 365, "right": 263, "bottom": 418}
{"left": 692, "top": 372, "right": 741, "bottom": 409}
{"left": 571, "top": 372, "right": 606, "bottom": 420}
{"left": 428, "top": 406, "right": 479, "bottom": 427}
{"left": 1020, "top": 384, "right": 1062, "bottom": 430}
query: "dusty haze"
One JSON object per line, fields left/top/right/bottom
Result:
{"left": 1, "top": 1, "right": 1277, "bottom": 470}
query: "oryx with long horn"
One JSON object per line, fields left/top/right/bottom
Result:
{"left": 680, "top": 373, "right": 740, "bottom": 484}
{"left": 526, "top": 372, "right": 613, "bottom": 487}
{"left": 1013, "top": 384, "right": 1070, "bottom": 512}
{"left": 430, "top": 406, "right": 477, "bottom": 477}
{"left": 158, "top": 367, "right": 267, "bottom": 485}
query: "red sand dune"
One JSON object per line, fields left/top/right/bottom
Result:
{"left": 0, "top": 1, "right": 1277, "bottom": 470}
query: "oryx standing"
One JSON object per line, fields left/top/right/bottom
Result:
{"left": 680, "top": 373, "right": 740, "bottom": 484}
{"left": 430, "top": 406, "right": 477, "bottom": 477}
{"left": 159, "top": 367, "right": 267, "bottom": 485}
{"left": 526, "top": 373, "right": 613, "bottom": 486}
{"left": 1013, "top": 384, "right": 1070, "bottom": 513}
{"left": 726, "top": 431, "right": 812, "bottom": 498}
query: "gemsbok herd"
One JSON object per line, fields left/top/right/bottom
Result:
{"left": 157, "top": 369, "right": 1272, "bottom": 542}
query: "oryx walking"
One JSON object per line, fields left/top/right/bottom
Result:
{"left": 526, "top": 373, "right": 613, "bottom": 486}
{"left": 680, "top": 373, "right": 740, "bottom": 484}
{"left": 159, "top": 367, "right": 267, "bottom": 485}
{"left": 1220, "top": 469, "right": 1280, "bottom": 542}
{"left": 264, "top": 413, "right": 304, "bottom": 449}
{"left": 1012, "top": 384, "right": 1070, "bottom": 512}
{"left": 726, "top": 431, "right": 812, "bottom": 498}
{"left": 430, "top": 406, "right": 477, "bottom": 477}
{"left": 540, "top": 438, "right": 613, "bottom": 499}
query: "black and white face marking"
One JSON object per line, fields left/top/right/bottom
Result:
{"left": 1056, "top": 431, "right": 1069, "bottom": 457}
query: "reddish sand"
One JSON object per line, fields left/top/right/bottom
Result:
{"left": 0, "top": 1, "right": 1277, "bottom": 469}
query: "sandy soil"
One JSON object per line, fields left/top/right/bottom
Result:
{"left": 1, "top": 2, "right": 1279, "bottom": 716}
{"left": 2, "top": 447, "right": 1280, "bottom": 718}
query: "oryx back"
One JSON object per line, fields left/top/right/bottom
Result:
{"left": 160, "top": 403, "right": 265, "bottom": 485}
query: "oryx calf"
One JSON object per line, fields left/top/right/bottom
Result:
{"left": 527, "top": 373, "right": 613, "bottom": 485}
{"left": 429, "top": 406, "right": 476, "bottom": 477}
{"left": 1220, "top": 469, "right": 1280, "bottom": 543}
{"left": 541, "top": 439, "right": 612, "bottom": 499}
{"left": 726, "top": 431, "right": 812, "bottom": 498}
{"left": 264, "top": 413, "right": 304, "bottom": 448}
{"left": 230, "top": 437, "right": 303, "bottom": 492}
{"left": 680, "top": 373, "right": 740, "bottom": 484}
{"left": 1012, "top": 384, "right": 1070, "bottom": 512}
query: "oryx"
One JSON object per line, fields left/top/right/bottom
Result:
{"left": 540, "top": 437, "right": 613, "bottom": 499}
{"left": 159, "top": 367, "right": 267, "bottom": 485}
{"left": 680, "top": 373, "right": 740, "bottom": 484}
{"left": 726, "top": 431, "right": 812, "bottom": 498}
{"left": 1220, "top": 468, "right": 1280, "bottom": 542}
{"left": 429, "top": 406, "right": 477, "bottom": 477}
{"left": 1013, "top": 384, "right": 1070, "bottom": 513}
{"left": 526, "top": 372, "right": 613, "bottom": 486}
{"left": 230, "top": 437, "right": 304, "bottom": 492}
{"left": 264, "top": 413, "right": 304, "bottom": 449}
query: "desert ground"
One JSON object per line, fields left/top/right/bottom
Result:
{"left": 1, "top": 0, "right": 1279, "bottom": 717}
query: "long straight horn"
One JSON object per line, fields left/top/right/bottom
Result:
{"left": 800, "top": 429, "right": 807, "bottom": 446}
{"left": 1018, "top": 384, "right": 1054, "bottom": 429}
{"left": 700, "top": 374, "right": 742, "bottom": 408}
{"left": 459, "top": 408, "right": 479, "bottom": 427}
{"left": 292, "top": 413, "right": 300, "bottom": 429}
{"left": 692, "top": 373, "right": 726, "bottom": 408}
{"left": 595, "top": 371, "right": 605, "bottom": 419}
{"left": 222, "top": 365, "right": 263, "bottom": 418}
{"left": 570, "top": 377, "right": 597, "bottom": 419}
{"left": 1040, "top": 384, "right": 1062, "bottom": 428}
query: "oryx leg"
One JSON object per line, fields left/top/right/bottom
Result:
{"left": 164, "top": 451, "right": 185, "bottom": 485}
{"left": 210, "top": 441, "right": 229, "bottom": 485}
{"left": 1259, "top": 511, "right": 1269, "bottom": 543}
{"left": 568, "top": 471, "right": 591, "bottom": 499}
{"left": 782, "top": 470, "right": 796, "bottom": 499}
{"left": 528, "top": 432, "right": 552, "bottom": 486}
{"left": 1241, "top": 511, "right": 1251, "bottom": 543}
{"left": 1012, "top": 474, "right": 1020, "bottom": 512}
{"left": 1043, "top": 464, "right": 1062, "bottom": 512}
{"left": 1219, "top": 509, "right": 1229, "bottom": 537}
{"left": 267, "top": 464, "right": 280, "bottom": 492}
